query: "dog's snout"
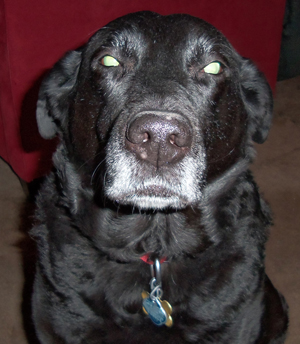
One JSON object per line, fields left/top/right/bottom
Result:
{"left": 125, "top": 112, "right": 192, "bottom": 167}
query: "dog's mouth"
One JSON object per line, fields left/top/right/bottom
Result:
{"left": 110, "top": 184, "right": 188, "bottom": 210}
{"left": 135, "top": 185, "right": 175, "bottom": 198}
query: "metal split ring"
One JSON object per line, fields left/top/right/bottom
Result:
{"left": 150, "top": 258, "right": 162, "bottom": 287}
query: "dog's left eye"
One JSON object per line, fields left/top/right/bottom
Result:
{"left": 203, "top": 62, "right": 222, "bottom": 74}
{"left": 100, "top": 55, "right": 120, "bottom": 67}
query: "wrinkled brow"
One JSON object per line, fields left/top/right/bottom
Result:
{"left": 99, "top": 26, "right": 148, "bottom": 54}
{"left": 184, "top": 30, "right": 239, "bottom": 67}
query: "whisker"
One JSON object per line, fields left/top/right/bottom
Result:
{"left": 103, "top": 171, "right": 108, "bottom": 187}
{"left": 208, "top": 148, "right": 235, "bottom": 164}
{"left": 91, "top": 158, "right": 107, "bottom": 185}
{"left": 77, "top": 152, "right": 104, "bottom": 172}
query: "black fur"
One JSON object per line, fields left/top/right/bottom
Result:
{"left": 32, "top": 11, "right": 288, "bottom": 343}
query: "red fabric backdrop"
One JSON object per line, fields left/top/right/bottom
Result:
{"left": 0, "top": 0, "right": 286, "bottom": 182}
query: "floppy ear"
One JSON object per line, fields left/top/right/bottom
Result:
{"left": 240, "top": 58, "right": 273, "bottom": 144}
{"left": 36, "top": 50, "right": 82, "bottom": 139}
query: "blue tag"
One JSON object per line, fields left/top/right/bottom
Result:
{"left": 142, "top": 296, "right": 167, "bottom": 326}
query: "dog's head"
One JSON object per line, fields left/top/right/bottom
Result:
{"left": 37, "top": 11, "right": 272, "bottom": 210}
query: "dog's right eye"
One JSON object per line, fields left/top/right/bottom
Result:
{"left": 203, "top": 62, "right": 223, "bottom": 75}
{"left": 100, "top": 55, "right": 120, "bottom": 67}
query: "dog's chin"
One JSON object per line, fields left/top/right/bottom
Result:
{"left": 114, "top": 194, "right": 187, "bottom": 210}
{"left": 106, "top": 185, "right": 193, "bottom": 210}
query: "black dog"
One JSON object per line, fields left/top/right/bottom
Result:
{"left": 32, "top": 11, "right": 288, "bottom": 343}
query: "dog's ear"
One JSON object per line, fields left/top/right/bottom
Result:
{"left": 36, "top": 50, "right": 82, "bottom": 139}
{"left": 240, "top": 59, "right": 273, "bottom": 144}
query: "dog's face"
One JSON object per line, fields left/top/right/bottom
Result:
{"left": 37, "top": 11, "right": 272, "bottom": 210}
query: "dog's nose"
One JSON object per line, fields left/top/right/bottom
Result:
{"left": 125, "top": 112, "right": 192, "bottom": 167}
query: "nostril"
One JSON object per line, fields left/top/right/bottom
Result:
{"left": 142, "top": 132, "right": 149, "bottom": 143}
{"left": 126, "top": 127, "right": 150, "bottom": 144}
{"left": 169, "top": 133, "right": 188, "bottom": 147}
{"left": 169, "top": 134, "right": 175, "bottom": 145}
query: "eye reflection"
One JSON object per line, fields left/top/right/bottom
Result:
{"left": 101, "top": 55, "right": 120, "bottom": 67}
{"left": 203, "top": 62, "right": 222, "bottom": 75}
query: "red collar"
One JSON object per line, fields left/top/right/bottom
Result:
{"left": 140, "top": 253, "right": 167, "bottom": 265}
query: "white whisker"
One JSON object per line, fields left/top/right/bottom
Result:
{"left": 91, "top": 157, "right": 107, "bottom": 185}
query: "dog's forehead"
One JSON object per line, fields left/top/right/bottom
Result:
{"left": 88, "top": 11, "right": 228, "bottom": 54}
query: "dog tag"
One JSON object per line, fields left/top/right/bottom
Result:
{"left": 142, "top": 290, "right": 173, "bottom": 327}
{"left": 141, "top": 258, "right": 173, "bottom": 327}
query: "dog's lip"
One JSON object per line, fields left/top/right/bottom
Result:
{"left": 111, "top": 185, "right": 177, "bottom": 200}
{"left": 113, "top": 187, "right": 187, "bottom": 210}
{"left": 111, "top": 184, "right": 180, "bottom": 200}
{"left": 135, "top": 185, "right": 175, "bottom": 197}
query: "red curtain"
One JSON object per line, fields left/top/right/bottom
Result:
{"left": 0, "top": 0, "right": 286, "bottom": 182}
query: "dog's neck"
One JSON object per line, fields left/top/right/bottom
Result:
{"left": 52, "top": 144, "right": 251, "bottom": 263}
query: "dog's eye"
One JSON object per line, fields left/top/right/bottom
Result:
{"left": 100, "top": 55, "right": 120, "bottom": 67}
{"left": 203, "top": 62, "right": 222, "bottom": 75}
